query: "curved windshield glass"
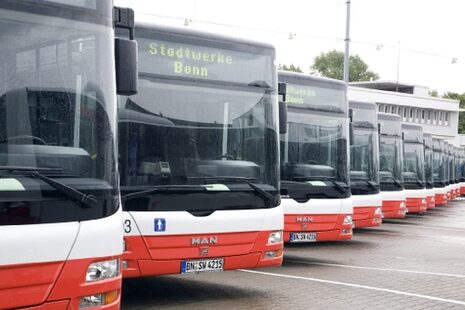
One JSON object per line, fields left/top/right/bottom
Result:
{"left": 119, "top": 30, "right": 278, "bottom": 212}
{"left": 379, "top": 136, "right": 403, "bottom": 189}
{"left": 425, "top": 147, "right": 433, "bottom": 187}
{"left": 403, "top": 143, "right": 425, "bottom": 188}
{"left": 0, "top": 2, "right": 117, "bottom": 226}
{"left": 350, "top": 128, "right": 379, "bottom": 193}
{"left": 280, "top": 111, "right": 349, "bottom": 199}
{"left": 433, "top": 149, "right": 446, "bottom": 186}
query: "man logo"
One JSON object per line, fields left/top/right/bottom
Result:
{"left": 301, "top": 223, "right": 308, "bottom": 230}
{"left": 296, "top": 216, "right": 312, "bottom": 223}
{"left": 191, "top": 236, "right": 218, "bottom": 245}
{"left": 199, "top": 247, "right": 209, "bottom": 256}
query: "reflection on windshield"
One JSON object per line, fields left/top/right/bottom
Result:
{"left": 433, "top": 150, "right": 445, "bottom": 183}
{"left": 403, "top": 143, "right": 425, "bottom": 184}
{"left": 350, "top": 129, "right": 379, "bottom": 183}
{"left": 118, "top": 78, "right": 278, "bottom": 189}
{"left": 0, "top": 3, "right": 117, "bottom": 225}
{"left": 425, "top": 148, "right": 434, "bottom": 185}
{"left": 280, "top": 113, "right": 348, "bottom": 184}
{"left": 379, "top": 137, "right": 403, "bottom": 184}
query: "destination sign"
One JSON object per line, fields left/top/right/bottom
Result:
{"left": 138, "top": 37, "right": 273, "bottom": 86}
{"left": 285, "top": 82, "right": 346, "bottom": 112}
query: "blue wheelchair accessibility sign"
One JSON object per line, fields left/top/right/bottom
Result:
{"left": 154, "top": 218, "right": 166, "bottom": 232}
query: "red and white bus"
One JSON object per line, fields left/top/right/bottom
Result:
{"left": 423, "top": 133, "right": 435, "bottom": 209}
{"left": 453, "top": 146, "right": 461, "bottom": 198}
{"left": 0, "top": 2, "right": 137, "bottom": 309}
{"left": 458, "top": 149, "right": 465, "bottom": 196}
{"left": 378, "top": 113, "right": 407, "bottom": 218}
{"left": 349, "top": 100, "right": 382, "bottom": 228}
{"left": 432, "top": 138, "right": 448, "bottom": 206}
{"left": 444, "top": 142, "right": 455, "bottom": 201}
{"left": 118, "top": 23, "right": 283, "bottom": 277}
{"left": 279, "top": 72, "right": 352, "bottom": 243}
{"left": 401, "top": 123, "right": 427, "bottom": 213}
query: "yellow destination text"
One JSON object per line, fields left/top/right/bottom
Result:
{"left": 149, "top": 42, "right": 233, "bottom": 77}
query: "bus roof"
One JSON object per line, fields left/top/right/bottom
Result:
{"left": 377, "top": 112, "right": 401, "bottom": 122}
{"left": 135, "top": 21, "right": 276, "bottom": 51}
{"left": 349, "top": 100, "right": 376, "bottom": 111}
{"left": 278, "top": 71, "right": 347, "bottom": 90}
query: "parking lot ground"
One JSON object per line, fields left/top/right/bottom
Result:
{"left": 122, "top": 198, "right": 465, "bottom": 309}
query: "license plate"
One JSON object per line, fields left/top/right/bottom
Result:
{"left": 290, "top": 232, "right": 317, "bottom": 242}
{"left": 181, "top": 258, "right": 224, "bottom": 273}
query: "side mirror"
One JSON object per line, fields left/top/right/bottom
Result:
{"left": 349, "top": 122, "right": 354, "bottom": 146}
{"left": 279, "top": 101, "right": 288, "bottom": 134}
{"left": 278, "top": 82, "right": 287, "bottom": 134}
{"left": 113, "top": 6, "right": 138, "bottom": 96}
{"left": 115, "top": 38, "right": 138, "bottom": 95}
{"left": 348, "top": 109, "right": 354, "bottom": 146}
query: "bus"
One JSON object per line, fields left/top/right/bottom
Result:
{"left": 349, "top": 100, "right": 382, "bottom": 228}
{"left": 0, "top": 2, "right": 137, "bottom": 309}
{"left": 401, "top": 123, "right": 427, "bottom": 213}
{"left": 279, "top": 72, "right": 352, "bottom": 243}
{"left": 378, "top": 113, "right": 407, "bottom": 218}
{"left": 453, "top": 146, "right": 461, "bottom": 198}
{"left": 423, "top": 133, "right": 435, "bottom": 209}
{"left": 432, "top": 138, "right": 448, "bottom": 206}
{"left": 444, "top": 142, "right": 455, "bottom": 201}
{"left": 118, "top": 23, "right": 284, "bottom": 277}
{"left": 459, "top": 148, "right": 465, "bottom": 196}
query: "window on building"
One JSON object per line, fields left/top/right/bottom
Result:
{"left": 378, "top": 104, "right": 384, "bottom": 112}
{"left": 421, "top": 109, "right": 425, "bottom": 123}
{"left": 433, "top": 111, "right": 437, "bottom": 124}
{"left": 403, "top": 107, "right": 407, "bottom": 118}
{"left": 409, "top": 108, "right": 413, "bottom": 119}
{"left": 391, "top": 106, "right": 396, "bottom": 114}
{"left": 445, "top": 112, "right": 449, "bottom": 125}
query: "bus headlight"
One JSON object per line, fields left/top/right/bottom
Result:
{"left": 268, "top": 231, "right": 283, "bottom": 244}
{"left": 374, "top": 207, "right": 382, "bottom": 216}
{"left": 400, "top": 201, "right": 406, "bottom": 209}
{"left": 343, "top": 215, "right": 353, "bottom": 225}
{"left": 85, "top": 259, "right": 120, "bottom": 282}
{"left": 421, "top": 198, "right": 427, "bottom": 205}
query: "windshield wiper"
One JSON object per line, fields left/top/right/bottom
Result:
{"left": 0, "top": 166, "right": 97, "bottom": 208}
{"left": 187, "top": 176, "right": 277, "bottom": 206}
{"left": 381, "top": 176, "right": 402, "bottom": 187}
{"left": 353, "top": 178, "right": 378, "bottom": 191}
{"left": 122, "top": 185, "right": 207, "bottom": 202}
{"left": 292, "top": 176, "right": 349, "bottom": 195}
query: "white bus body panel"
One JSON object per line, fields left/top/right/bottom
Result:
{"left": 352, "top": 193, "right": 382, "bottom": 208}
{"left": 281, "top": 196, "right": 353, "bottom": 215}
{"left": 123, "top": 206, "right": 283, "bottom": 237}
{"left": 380, "top": 189, "right": 406, "bottom": 202}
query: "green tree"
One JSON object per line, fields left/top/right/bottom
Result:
{"left": 278, "top": 64, "right": 303, "bottom": 73}
{"left": 429, "top": 89, "right": 439, "bottom": 97}
{"left": 311, "top": 50, "right": 379, "bottom": 82}
{"left": 443, "top": 92, "right": 465, "bottom": 134}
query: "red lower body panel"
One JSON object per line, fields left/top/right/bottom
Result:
{"left": 353, "top": 206, "right": 382, "bottom": 228}
{"left": 283, "top": 213, "right": 352, "bottom": 242}
{"left": 406, "top": 197, "right": 427, "bottom": 213}
{"left": 0, "top": 256, "right": 121, "bottom": 310}
{"left": 460, "top": 186, "right": 465, "bottom": 196}
{"left": 381, "top": 200, "right": 406, "bottom": 219}
{"left": 435, "top": 192, "right": 448, "bottom": 206}
{"left": 123, "top": 231, "right": 283, "bottom": 278}
{"left": 426, "top": 196, "right": 436, "bottom": 209}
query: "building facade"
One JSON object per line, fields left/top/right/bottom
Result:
{"left": 348, "top": 81, "right": 460, "bottom": 145}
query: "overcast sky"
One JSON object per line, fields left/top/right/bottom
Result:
{"left": 115, "top": 0, "right": 465, "bottom": 94}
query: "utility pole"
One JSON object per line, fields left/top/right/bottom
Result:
{"left": 396, "top": 41, "right": 400, "bottom": 92}
{"left": 343, "top": 0, "right": 351, "bottom": 83}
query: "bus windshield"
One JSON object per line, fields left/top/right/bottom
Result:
{"left": 379, "top": 136, "right": 403, "bottom": 189}
{"left": 425, "top": 147, "right": 434, "bottom": 188}
{"left": 350, "top": 127, "right": 379, "bottom": 192}
{"left": 119, "top": 27, "right": 279, "bottom": 212}
{"left": 0, "top": 1, "right": 118, "bottom": 226}
{"left": 403, "top": 142, "right": 425, "bottom": 188}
